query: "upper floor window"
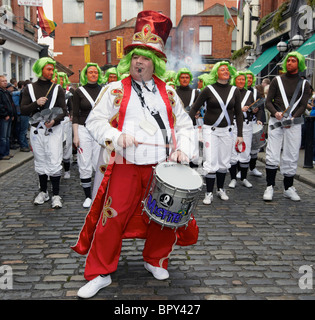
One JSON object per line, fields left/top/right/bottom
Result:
{"left": 63, "top": 0, "right": 84, "bottom": 23}
{"left": 181, "top": 0, "right": 203, "bottom": 15}
{"left": 199, "top": 26, "right": 212, "bottom": 55}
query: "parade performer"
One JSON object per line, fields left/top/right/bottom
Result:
{"left": 20, "top": 57, "right": 66, "bottom": 209}
{"left": 175, "top": 67, "right": 200, "bottom": 167}
{"left": 189, "top": 61, "right": 243, "bottom": 204}
{"left": 228, "top": 71, "right": 262, "bottom": 189}
{"left": 72, "top": 62, "right": 103, "bottom": 208}
{"left": 263, "top": 51, "right": 310, "bottom": 201}
{"left": 92, "top": 67, "right": 121, "bottom": 200}
{"left": 71, "top": 11, "right": 198, "bottom": 299}
{"left": 245, "top": 70, "right": 264, "bottom": 177}
{"left": 57, "top": 72, "right": 73, "bottom": 179}
{"left": 103, "top": 67, "right": 120, "bottom": 85}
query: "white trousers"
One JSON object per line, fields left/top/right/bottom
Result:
{"left": 77, "top": 124, "right": 101, "bottom": 179}
{"left": 30, "top": 124, "right": 63, "bottom": 177}
{"left": 266, "top": 117, "right": 302, "bottom": 177}
{"left": 191, "top": 125, "right": 200, "bottom": 165}
{"left": 203, "top": 124, "right": 234, "bottom": 173}
{"left": 230, "top": 121, "right": 253, "bottom": 165}
{"left": 61, "top": 116, "right": 72, "bottom": 161}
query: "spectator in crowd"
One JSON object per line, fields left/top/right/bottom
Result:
{"left": 0, "top": 75, "right": 15, "bottom": 160}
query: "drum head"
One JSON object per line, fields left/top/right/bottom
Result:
{"left": 155, "top": 162, "right": 203, "bottom": 190}
{"left": 252, "top": 123, "right": 263, "bottom": 133}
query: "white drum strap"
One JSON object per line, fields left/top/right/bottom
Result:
{"left": 253, "top": 88, "right": 257, "bottom": 101}
{"left": 189, "top": 89, "right": 196, "bottom": 107}
{"left": 28, "top": 83, "right": 59, "bottom": 110}
{"left": 242, "top": 90, "right": 251, "bottom": 118}
{"left": 208, "top": 85, "right": 236, "bottom": 127}
{"left": 276, "top": 76, "right": 306, "bottom": 117}
{"left": 79, "top": 86, "right": 103, "bottom": 109}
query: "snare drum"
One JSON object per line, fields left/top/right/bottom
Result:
{"left": 251, "top": 123, "right": 266, "bottom": 151}
{"left": 142, "top": 162, "right": 203, "bottom": 229}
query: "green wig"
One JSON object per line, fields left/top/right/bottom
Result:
{"left": 198, "top": 73, "right": 211, "bottom": 90}
{"left": 245, "top": 70, "right": 256, "bottom": 87}
{"left": 282, "top": 51, "right": 307, "bottom": 73}
{"left": 208, "top": 61, "right": 236, "bottom": 85}
{"left": 57, "top": 72, "right": 71, "bottom": 89}
{"left": 175, "top": 68, "right": 193, "bottom": 86}
{"left": 80, "top": 62, "right": 103, "bottom": 86}
{"left": 163, "top": 70, "right": 177, "bottom": 82}
{"left": 230, "top": 71, "right": 248, "bottom": 90}
{"left": 103, "top": 67, "right": 120, "bottom": 83}
{"left": 117, "top": 48, "right": 166, "bottom": 79}
{"left": 32, "top": 57, "right": 56, "bottom": 78}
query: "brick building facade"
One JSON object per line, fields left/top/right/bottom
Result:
{"left": 52, "top": 0, "right": 237, "bottom": 83}
{"left": 0, "top": 0, "right": 41, "bottom": 81}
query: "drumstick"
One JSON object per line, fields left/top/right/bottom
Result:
{"left": 138, "top": 141, "right": 171, "bottom": 148}
{"left": 45, "top": 82, "right": 55, "bottom": 98}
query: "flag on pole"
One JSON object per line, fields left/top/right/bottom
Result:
{"left": 37, "top": 6, "right": 57, "bottom": 38}
{"left": 224, "top": 4, "right": 237, "bottom": 34}
{"left": 238, "top": 0, "right": 244, "bottom": 19}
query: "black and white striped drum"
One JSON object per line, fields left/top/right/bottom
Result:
{"left": 142, "top": 162, "right": 203, "bottom": 229}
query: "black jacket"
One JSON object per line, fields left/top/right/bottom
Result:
{"left": 0, "top": 88, "right": 14, "bottom": 119}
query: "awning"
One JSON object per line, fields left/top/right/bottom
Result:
{"left": 248, "top": 45, "right": 280, "bottom": 75}
{"left": 297, "top": 33, "right": 315, "bottom": 57}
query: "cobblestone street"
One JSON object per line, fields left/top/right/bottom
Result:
{"left": 0, "top": 159, "right": 315, "bottom": 300}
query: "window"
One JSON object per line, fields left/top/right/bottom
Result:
{"left": 63, "top": 0, "right": 84, "bottom": 23}
{"left": 231, "top": 28, "right": 237, "bottom": 52}
{"left": 24, "top": 6, "right": 31, "bottom": 22}
{"left": 121, "top": 0, "right": 143, "bottom": 21}
{"left": 71, "top": 37, "right": 88, "bottom": 46}
{"left": 199, "top": 26, "right": 212, "bottom": 55}
{"left": 105, "top": 39, "right": 111, "bottom": 64}
{"left": 2, "top": 0, "right": 11, "bottom": 8}
{"left": 181, "top": 0, "right": 203, "bottom": 15}
{"left": 95, "top": 12, "right": 103, "bottom": 20}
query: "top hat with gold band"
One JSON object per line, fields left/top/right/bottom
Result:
{"left": 124, "top": 10, "right": 173, "bottom": 61}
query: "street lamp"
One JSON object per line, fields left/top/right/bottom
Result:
{"left": 277, "top": 39, "right": 288, "bottom": 53}
{"left": 277, "top": 34, "right": 304, "bottom": 54}
{"left": 290, "top": 34, "right": 304, "bottom": 48}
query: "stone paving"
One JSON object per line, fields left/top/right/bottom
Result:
{"left": 0, "top": 159, "right": 315, "bottom": 300}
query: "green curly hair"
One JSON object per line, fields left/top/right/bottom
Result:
{"left": 175, "top": 68, "right": 193, "bottom": 86}
{"left": 163, "top": 70, "right": 177, "bottom": 82}
{"left": 230, "top": 71, "right": 248, "bottom": 90}
{"left": 80, "top": 62, "right": 103, "bottom": 86}
{"left": 117, "top": 48, "right": 166, "bottom": 78}
{"left": 208, "top": 61, "right": 236, "bottom": 85}
{"left": 32, "top": 57, "right": 56, "bottom": 78}
{"left": 103, "top": 67, "right": 120, "bottom": 83}
{"left": 245, "top": 70, "right": 256, "bottom": 87}
{"left": 198, "top": 73, "right": 211, "bottom": 90}
{"left": 57, "top": 72, "right": 71, "bottom": 89}
{"left": 282, "top": 51, "right": 307, "bottom": 73}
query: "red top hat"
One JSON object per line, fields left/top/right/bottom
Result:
{"left": 124, "top": 10, "right": 173, "bottom": 61}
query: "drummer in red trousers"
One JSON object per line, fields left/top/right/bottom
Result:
{"left": 71, "top": 11, "right": 198, "bottom": 299}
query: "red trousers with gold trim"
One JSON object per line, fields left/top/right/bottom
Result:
{"left": 84, "top": 159, "right": 177, "bottom": 281}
